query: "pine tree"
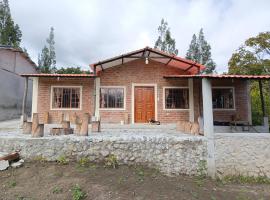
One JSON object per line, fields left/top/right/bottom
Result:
{"left": 154, "top": 18, "right": 178, "bottom": 55}
{"left": 38, "top": 27, "right": 56, "bottom": 73}
{"left": 0, "top": 0, "right": 22, "bottom": 47}
{"left": 186, "top": 28, "right": 216, "bottom": 74}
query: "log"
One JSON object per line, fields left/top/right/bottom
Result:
{"left": 22, "top": 122, "right": 32, "bottom": 134}
{"left": 79, "top": 113, "right": 89, "bottom": 136}
{"left": 32, "top": 124, "right": 44, "bottom": 137}
{"left": 176, "top": 121, "right": 185, "bottom": 132}
{"left": 190, "top": 123, "right": 200, "bottom": 135}
{"left": 184, "top": 122, "right": 192, "bottom": 133}
{"left": 59, "top": 112, "right": 64, "bottom": 123}
{"left": 0, "top": 152, "right": 20, "bottom": 162}
{"left": 91, "top": 121, "right": 100, "bottom": 132}
{"left": 75, "top": 124, "right": 81, "bottom": 135}
{"left": 62, "top": 121, "right": 70, "bottom": 129}
{"left": 31, "top": 113, "right": 39, "bottom": 135}
{"left": 44, "top": 112, "right": 49, "bottom": 124}
{"left": 124, "top": 113, "right": 129, "bottom": 124}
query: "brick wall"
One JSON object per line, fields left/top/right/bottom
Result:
{"left": 37, "top": 77, "right": 94, "bottom": 124}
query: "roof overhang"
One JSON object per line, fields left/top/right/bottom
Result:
{"left": 164, "top": 74, "right": 270, "bottom": 80}
{"left": 90, "top": 47, "right": 205, "bottom": 74}
{"left": 21, "top": 74, "right": 96, "bottom": 78}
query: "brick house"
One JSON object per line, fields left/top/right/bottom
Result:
{"left": 21, "top": 47, "right": 269, "bottom": 132}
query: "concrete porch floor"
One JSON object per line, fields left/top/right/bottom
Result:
{"left": 0, "top": 119, "right": 203, "bottom": 140}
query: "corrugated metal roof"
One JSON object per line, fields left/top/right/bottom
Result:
{"left": 21, "top": 73, "right": 96, "bottom": 78}
{"left": 90, "top": 46, "right": 205, "bottom": 74}
{"left": 164, "top": 74, "right": 270, "bottom": 79}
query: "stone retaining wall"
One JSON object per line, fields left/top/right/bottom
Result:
{"left": 0, "top": 135, "right": 207, "bottom": 176}
{"left": 215, "top": 133, "right": 270, "bottom": 177}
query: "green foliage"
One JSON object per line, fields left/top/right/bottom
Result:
{"left": 228, "top": 31, "right": 270, "bottom": 75}
{"left": 8, "top": 179, "right": 16, "bottom": 188}
{"left": 219, "top": 175, "right": 270, "bottom": 185}
{"left": 52, "top": 186, "right": 63, "bottom": 194}
{"left": 104, "top": 154, "right": 118, "bottom": 169}
{"left": 55, "top": 67, "right": 91, "bottom": 74}
{"left": 71, "top": 184, "right": 86, "bottom": 200}
{"left": 57, "top": 155, "right": 69, "bottom": 165}
{"left": 78, "top": 157, "right": 89, "bottom": 167}
{"left": 154, "top": 18, "right": 178, "bottom": 55}
{"left": 186, "top": 28, "right": 216, "bottom": 74}
{"left": 195, "top": 160, "right": 207, "bottom": 187}
{"left": 34, "top": 155, "right": 47, "bottom": 163}
{"left": 0, "top": 0, "right": 22, "bottom": 47}
{"left": 38, "top": 27, "right": 56, "bottom": 73}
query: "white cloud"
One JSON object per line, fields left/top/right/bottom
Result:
{"left": 8, "top": 0, "right": 270, "bottom": 72}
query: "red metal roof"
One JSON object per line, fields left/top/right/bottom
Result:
{"left": 164, "top": 74, "right": 270, "bottom": 79}
{"left": 21, "top": 73, "right": 96, "bottom": 78}
{"left": 90, "top": 46, "right": 205, "bottom": 74}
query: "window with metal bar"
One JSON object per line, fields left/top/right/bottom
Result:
{"left": 52, "top": 87, "right": 81, "bottom": 109}
{"left": 100, "top": 88, "right": 124, "bottom": 109}
{"left": 212, "top": 88, "right": 234, "bottom": 109}
{"left": 165, "top": 88, "right": 189, "bottom": 109}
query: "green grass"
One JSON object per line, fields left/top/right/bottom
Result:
{"left": 219, "top": 175, "right": 270, "bottom": 184}
{"left": 57, "top": 155, "right": 69, "bottom": 165}
{"left": 71, "top": 184, "right": 86, "bottom": 200}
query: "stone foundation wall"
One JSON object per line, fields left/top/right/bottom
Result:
{"left": 215, "top": 133, "right": 270, "bottom": 177}
{"left": 0, "top": 135, "right": 207, "bottom": 176}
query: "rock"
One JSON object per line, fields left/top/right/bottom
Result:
{"left": 11, "top": 159, "right": 24, "bottom": 168}
{"left": 0, "top": 160, "right": 9, "bottom": 170}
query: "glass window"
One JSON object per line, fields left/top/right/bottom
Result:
{"left": 212, "top": 88, "right": 234, "bottom": 109}
{"left": 52, "top": 87, "right": 81, "bottom": 109}
{"left": 100, "top": 88, "right": 124, "bottom": 109}
{"left": 165, "top": 88, "right": 189, "bottom": 109}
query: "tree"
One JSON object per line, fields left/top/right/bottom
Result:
{"left": 186, "top": 28, "right": 216, "bottom": 74}
{"left": 154, "top": 18, "right": 178, "bottom": 55}
{"left": 55, "top": 67, "right": 90, "bottom": 74}
{"left": 38, "top": 27, "right": 56, "bottom": 73}
{"left": 0, "top": 0, "right": 22, "bottom": 47}
{"left": 228, "top": 32, "right": 270, "bottom": 124}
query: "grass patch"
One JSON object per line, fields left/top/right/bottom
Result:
{"left": 78, "top": 157, "right": 89, "bottom": 167}
{"left": 219, "top": 175, "right": 270, "bottom": 185}
{"left": 33, "top": 155, "right": 47, "bottom": 163}
{"left": 71, "top": 184, "right": 86, "bottom": 200}
{"left": 195, "top": 160, "right": 207, "bottom": 187}
{"left": 8, "top": 180, "right": 17, "bottom": 188}
{"left": 104, "top": 154, "right": 118, "bottom": 169}
{"left": 52, "top": 186, "right": 63, "bottom": 194}
{"left": 57, "top": 155, "right": 69, "bottom": 165}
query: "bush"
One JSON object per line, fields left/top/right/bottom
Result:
{"left": 71, "top": 184, "right": 86, "bottom": 200}
{"left": 104, "top": 154, "right": 118, "bottom": 169}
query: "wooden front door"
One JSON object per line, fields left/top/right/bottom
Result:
{"left": 134, "top": 86, "right": 155, "bottom": 123}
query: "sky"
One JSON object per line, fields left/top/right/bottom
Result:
{"left": 9, "top": 0, "right": 270, "bottom": 72}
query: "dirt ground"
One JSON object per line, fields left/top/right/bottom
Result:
{"left": 0, "top": 162, "right": 269, "bottom": 200}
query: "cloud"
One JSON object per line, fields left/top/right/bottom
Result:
{"left": 9, "top": 0, "right": 270, "bottom": 72}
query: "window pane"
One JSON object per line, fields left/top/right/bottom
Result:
{"left": 100, "top": 88, "right": 124, "bottom": 108}
{"left": 52, "top": 87, "right": 80, "bottom": 109}
{"left": 165, "top": 88, "right": 189, "bottom": 109}
{"left": 212, "top": 88, "right": 234, "bottom": 109}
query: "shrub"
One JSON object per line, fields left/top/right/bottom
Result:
{"left": 71, "top": 184, "right": 86, "bottom": 200}
{"left": 57, "top": 155, "right": 69, "bottom": 165}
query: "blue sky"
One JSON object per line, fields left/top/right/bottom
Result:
{"left": 9, "top": 0, "right": 270, "bottom": 72}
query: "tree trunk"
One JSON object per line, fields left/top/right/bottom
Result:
{"left": 22, "top": 122, "right": 32, "bottom": 134}
{"left": 79, "top": 113, "right": 89, "bottom": 136}
{"left": 259, "top": 80, "right": 266, "bottom": 117}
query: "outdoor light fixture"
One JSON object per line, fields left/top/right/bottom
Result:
{"left": 145, "top": 57, "right": 149, "bottom": 64}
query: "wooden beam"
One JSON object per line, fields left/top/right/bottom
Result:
{"left": 184, "top": 64, "right": 194, "bottom": 71}
{"left": 259, "top": 80, "right": 266, "bottom": 117}
{"left": 165, "top": 57, "right": 173, "bottom": 65}
{"left": 21, "top": 77, "right": 28, "bottom": 122}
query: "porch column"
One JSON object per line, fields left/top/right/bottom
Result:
{"left": 21, "top": 77, "right": 29, "bottom": 124}
{"left": 202, "top": 78, "right": 216, "bottom": 178}
{"left": 95, "top": 77, "right": 100, "bottom": 120}
{"left": 188, "top": 78, "right": 194, "bottom": 122}
{"left": 31, "top": 77, "right": 39, "bottom": 121}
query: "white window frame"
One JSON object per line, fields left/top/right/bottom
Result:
{"left": 163, "top": 86, "right": 190, "bottom": 111}
{"left": 99, "top": 86, "right": 126, "bottom": 111}
{"left": 212, "top": 86, "right": 236, "bottom": 111}
{"left": 50, "top": 85, "right": 82, "bottom": 111}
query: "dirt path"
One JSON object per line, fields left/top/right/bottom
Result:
{"left": 0, "top": 162, "right": 269, "bottom": 200}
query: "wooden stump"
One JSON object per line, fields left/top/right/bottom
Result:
{"left": 22, "top": 122, "right": 32, "bottom": 134}
{"left": 75, "top": 124, "right": 81, "bottom": 135}
{"left": 62, "top": 121, "right": 70, "bottom": 129}
{"left": 176, "top": 121, "right": 185, "bottom": 132}
{"left": 91, "top": 121, "right": 101, "bottom": 132}
{"left": 79, "top": 113, "right": 89, "bottom": 136}
{"left": 124, "top": 113, "right": 129, "bottom": 124}
{"left": 44, "top": 112, "right": 49, "bottom": 124}
{"left": 190, "top": 123, "right": 200, "bottom": 135}
{"left": 31, "top": 113, "right": 44, "bottom": 137}
{"left": 59, "top": 112, "right": 64, "bottom": 124}
{"left": 184, "top": 122, "right": 192, "bottom": 134}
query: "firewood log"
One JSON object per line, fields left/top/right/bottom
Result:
{"left": 22, "top": 122, "right": 32, "bottom": 134}
{"left": 62, "top": 121, "right": 70, "bottom": 129}
{"left": 79, "top": 113, "right": 89, "bottom": 136}
{"left": 44, "top": 112, "right": 49, "bottom": 124}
